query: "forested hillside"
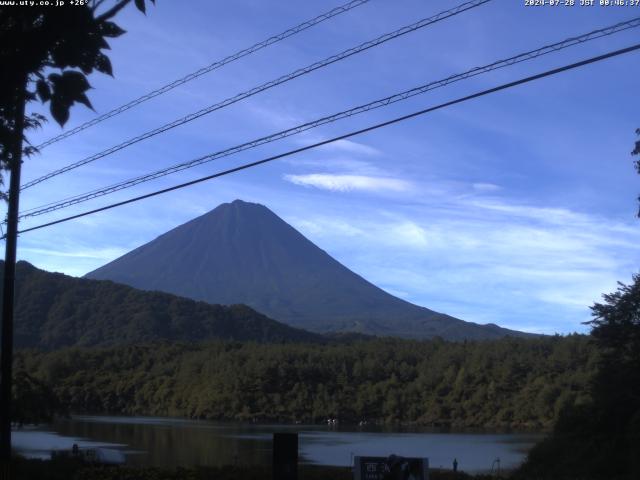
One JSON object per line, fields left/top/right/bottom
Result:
{"left": 2, "top": 261, "right": 323, "bottom": 349}
{"left": 16, "top": 335, "right": 596, "bottom": 429}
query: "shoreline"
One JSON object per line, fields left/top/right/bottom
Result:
{"left": 59, "top": 412, "right": 552, "bottom": 435}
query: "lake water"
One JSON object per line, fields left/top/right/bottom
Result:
{"left": 14, "top": 416, "right": 544, "bottom": 473}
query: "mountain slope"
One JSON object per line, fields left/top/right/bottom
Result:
{"left": 86, "top": 199, "right": 528, "bottom": 340}
{"left": 2, "top": 260, "right": 323, "bottom": 349}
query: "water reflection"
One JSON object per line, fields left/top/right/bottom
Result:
{"left": 15, "top": 416, "right": 544, "bottom": 473}
{"left": 13, "top": 427, "right": 125, "bottom": 460}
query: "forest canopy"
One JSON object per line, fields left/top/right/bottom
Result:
{"left": 16, "top": 335, "right": 596, "bottom": 430}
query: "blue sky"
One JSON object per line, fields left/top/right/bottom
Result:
{"left": 7, "top": 0, "right": 640, "bottom": 334}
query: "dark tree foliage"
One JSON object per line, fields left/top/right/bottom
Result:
{"left": 0, "top": 0, "right": 154, "bottom": 189}
{"left": 11, "top": 369, "right": 63, "bottom": 426}
{"left": 588, "top": 275, "right": 640, "bottom": 425}
{"left": 0, "top": 1, "right": 153, "bottom": 441}
{"left": 634, "top": 128, "right": 640, "bottom": 215}
{"left": 516, "top": 278, "right": 640, "bottom": 480}
{"left": 15, "top": 335, "right": 596, "bottom": 430}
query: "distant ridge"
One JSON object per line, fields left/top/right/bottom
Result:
{"left": 86, "top": 199, "right": 530, "bottom": 340}
{"left": 2, "top": 260, "right": 322, "bottom": 350}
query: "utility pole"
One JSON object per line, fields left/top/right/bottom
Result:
{"left": 0, "top": 70, "right": 27, "bottom": 467}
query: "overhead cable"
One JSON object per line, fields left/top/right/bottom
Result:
{"left": 19, "top": 17, "right": 640, "bottom": 219}
{"left": 34, "top": 0, "right": 372, "bottom": 150}
{"left": 12, "top": 42, "right": 640, "bottom": 237}
{"left": 22, "top": 0, "right": 492, "bottom": 190}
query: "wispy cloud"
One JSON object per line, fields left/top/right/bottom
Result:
{"left": 284, "top": 156, "right": 383, "bottom": 174}
{"left": 283, "top": 173, "right": 412, "bottom": 193}
{"left": 319, "top": 139, "right": 381, "bottom": 156}
{"left": 472, "top": 182, "right": 501, "bottom": 193}
{"left": 246, "top": 104, "right": 382, "bottom": 156}
{"left": 286, "top": 193, "right": 640, "bottom": 334}
{"left": 20, "top": 247, "right": 128, "bottom": 260}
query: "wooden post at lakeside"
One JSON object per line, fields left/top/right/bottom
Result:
{"left": 273, "top": 432, "right": 298, "bottom": 480}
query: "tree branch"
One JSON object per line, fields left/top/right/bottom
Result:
{"left": 91, "top": 0, "right": 107, "bottom": 12}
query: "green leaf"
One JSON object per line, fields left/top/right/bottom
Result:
{"left": 134, "top": 0, "right": 146, "bottom": 14}
{"left": 48, "top": 70, "right": 94, "bottom": 122}
{"left": 95, "top": 53, "right": 113, "bottom": 76}
{"left": 77, "top": 49, "right": 103, "bottom": 75}
{"left": 61, "top": 70, "right": 91, "bottom": 93}
{"left": 24, "top": 113, "right": 47, "bottom": 130}
{"left": 100, "top": 21, "right": 126, "bottom": 38}
{"left": 98, "top": 37, "right": 111, "bottom": 50}
{"left": 50, "top": 99, "right": 70, "bottom": 127}
{"left": 47, "top": 73, "right": 61, "bottom": 85}
{"left": 23, "top": 146, "right": 38, "bottom": 158}
{"left": 76, "top": 93, "right": 94, "bottom": 111}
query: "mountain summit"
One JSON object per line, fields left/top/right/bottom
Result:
{"left": 86, "top": 199, "right": 526, "bottom": 340}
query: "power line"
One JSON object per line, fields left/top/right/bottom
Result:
{"left": 13, "top": 43, "right": 640, "bottom": 238}
{"left": 34, "top": 0, "right": 372, "bottom": 150}
{"left": 19, "top": 17, "right": 640, "bottom": 220}
{"left": 22, "top": 0, "right": 492, "bottom": 190}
